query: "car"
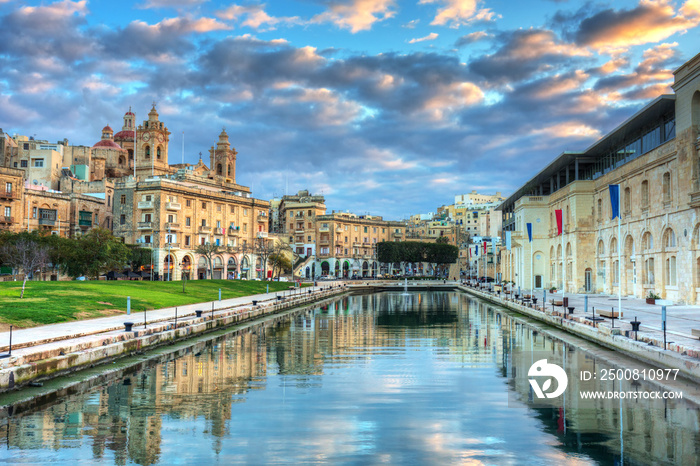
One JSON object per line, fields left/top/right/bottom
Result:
{"left": 276, "top": 277, "right": 289, "bottom": 282}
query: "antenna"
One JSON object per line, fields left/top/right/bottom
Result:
{"left": 182, "top": 131, "right": 184, "bottom": 165}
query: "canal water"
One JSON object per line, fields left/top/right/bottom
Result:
{"left": 0, "top": 292, "right": 698, "bottom": 465}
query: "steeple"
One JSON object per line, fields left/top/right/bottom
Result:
{"left": 148, "top": 103, "right": 159, "bottom": 122}
{"left": 209, "top": 128, "right": 237, "bottom": 183}
{"left": 217, "top": 127, "right": 230, "bottom": 149}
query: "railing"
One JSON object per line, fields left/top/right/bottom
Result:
{"left": 78, "top": 219, "right": 92, "bottom": 227}
{"left": 0, "top": 191, "right": 17, "bottom": 200}
{"left": 257, "top": 213, "right": 267, "bottom": 221}
{"left": 0, "top": 216, "right": 13, "bottom": 224}
{"left": 38, "top": 218, "right": 55, "bottom": 226}
{"left": 228, "top": 226, "right": 240, "bottom": 235}
{"left": 199, "top": 225, "right": 211, "bottom": 233}
{"left": 164, "top": 222, "right": 180, "bottom": 230}
{"left": 164, "top": 242, "right": 179, "bottom": 249}
{"left": 319, "top": 226, "right": 330, "bottom": 232}
{"left": 165, "top": 202, "right": 181, "bottom": 210}
{"left": 138, "top": 201, "right": 154, "bottom": 209}
{"left": 393, "top": 232, "right": 402, "bottom": 237}
{"left": 257, "top": 231, "right": 268, "bottom": 238}
{"left": 138, "top": 221, "right": 153, "bottom": 230}
{"left": 319, "top": 238, "right": 330, "bottom": 245}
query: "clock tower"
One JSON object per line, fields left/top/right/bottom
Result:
{"left": 135, "top": 104, "right": 171, "bottom": 178}
{"left": 209, "top": 128, "right": 237, "bottom": 184}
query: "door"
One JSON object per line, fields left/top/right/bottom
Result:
{"left": 585, "top": 268, "right": 592, "bottom": 292}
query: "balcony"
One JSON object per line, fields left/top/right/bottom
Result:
{"left": 78, "top": 220, "right": 92, "bottom": 228}
{"left": 38, "top": 218, "right": 55, "bottom": 226}
{"left": 164, "top": 222, "right": 180, "bottom": 230}
{"left": 138, "top": 201, "right": 154, "bottom": 209}
{"left": 213, "top": 227, "right": 224, "bottom": 236}
{"left": 0, "top": 216, "right": 13, "bottom": 224}
{"left": 393, "top": 232, "right": 403, "bottom": 237}
{"left": 319, "top": 226, "right": 330, "bottom": 232}
{"left": 164, "top": 242, "right": 179, "bottom": 250}
{"left": 319, "top": 238, "right": 330, "bottom": 245}
{"left": 0, "top": 190, "right": 17, "bottom": 200}
{"left": 199, "top": 225, "right": 211, "bottom": 233}
{"left": 138, "top": 221, "right": 153, "bottom": 230}
{"left": 257, "top": 213, "right": 267, "bottom": 221}
{"left": 295, "top": 228, "right": 305, "bottom": 234}
{"left": 257, "top": 231, "right": 268, "bottom": 238}
{"left": 228, "top": 226, "right": 240, "bottom": 235}
{"left": 165, "top": 202, "right": 181, "bottom": 211}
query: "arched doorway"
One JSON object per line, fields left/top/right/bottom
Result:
{"left": 305, "top": 266, "right": 310, "bottom": 279}
{"left": 256, "top": 257, "right": 263, "bottom": 279}
{"left": 241, "top": 256, "right": 250, "bottom": 279}
{"left": 227, "top": 257, "right": 237, "bottom": 279}
{"left": 213, "top": 256, "right": 223, "bottom": 279}
{"left": 197, "top": 256, "right": 208, "bottom": 280}
{"left": 181, "top": 256, "right": 192, "bottom": 280}
{"left": 321, "top": 261, "right": 330, "bottom": 276}
{"left": 342, "top": 261, "right": 349, "bottom": 278}
{"left": 362, "top": 261, "right": 369, "bottom": 278}
{"left": 164, "top": 254, "right": 175, "bottom": 281}
{"left": 334, "top": 261, "right": 340, "bottom": 277}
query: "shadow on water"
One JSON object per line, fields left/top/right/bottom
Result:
{"left": 0, "top": 292, "right": 697, "bottom": 465}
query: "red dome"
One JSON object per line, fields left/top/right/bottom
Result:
{"left": 102, "top": 126, "right": 113, "bottom": 132}
{"left": 113, "top": 130, "right": 135, "bottom": 141}
{"left": 125, "top": 111, "right": 135, "bottom": 116}
{"left": 93, "top": 140, "right": 123, "bottom": 149}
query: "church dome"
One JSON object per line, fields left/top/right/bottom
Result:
{"left": 102, "top": 126, "right": 113, "bottom": 133}
{"left": 113, "top": 130, "right": 135, "bottom": 141}
{"left": 93, "top": 140, "right": 123, "bottom": 149}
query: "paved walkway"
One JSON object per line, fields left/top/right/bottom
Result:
{"left": 0, "top": 283, "right": 335, "bottom": 353}
{"left": 492, "top": 286, "right": 700, "bottom": 352}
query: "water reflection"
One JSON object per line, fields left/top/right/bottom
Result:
{"left": 0, "top": 292, "right": 698, "bottom": 465}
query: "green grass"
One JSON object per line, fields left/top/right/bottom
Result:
{"left": 0, "top": 279, "right": 299, "bottom": 328}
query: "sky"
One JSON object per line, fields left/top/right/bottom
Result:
{"left": 1, "top": 0, "right": 699, "bottom": 220}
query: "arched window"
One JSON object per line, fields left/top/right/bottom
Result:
{"left": 597, "top": 240, "right": 605, "bottom": 256}
{"left": 145, "top": 145, "right": 150, "bottom": 160}
{"left": 641, "top": 180, "right": 649, "bottom": 208}
{"left": 157, "top": 146, "right": 162, "bottom": 159}
{"left": 666, "top": 256, "right": 677, "bottom": 286}
{"left": 664, "top": 228, "right": 676, "bottom": 249}
{"left": 662, "top": 172, "right": 671, "bottom": 203}
{"left": 610, "top": 237, "right": 618, "bottom": 254}
{"left": 217, "top": 163, "right": 223, "bottom": 175}
{"left": 566, "top": 242, "right": 572, "bottom": 258}
{"left": 643, "top": 232, "right": 653, "bottom": 251}
{"left": 118, "top": 155, "right": 125, "bottom": 166}
{"left": 597, "top": 198, "right": 602, "bottom": 220}
{"left": 227, "top": 165, "right": 231, "bottom": 176}
{"left": 645, "top": 258, "right": 655, "bottom": 285}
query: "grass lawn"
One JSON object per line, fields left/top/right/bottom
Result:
{"left": 0, "top": 279, "right": 298, "bottom": 328}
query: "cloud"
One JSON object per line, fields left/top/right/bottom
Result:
{"left": 402, "top": 19, "right": 420, "bottom": 29}
{"left": 593, "top": 43, "right": 677, "bottom": 94}
{"left": 468, "top": 29, "right": 590, "bottom": 83}
{"left": 311, "top": 0, "right": 396, "bottom": 33}
{"left": 455, "top": 30, "right": 491, "bottom": 47}
{"left": 574, "top": 0, "right": 700, "bottom": 52}
{"left": 217, "top": 4, "right": 301, "bottom": 29}
{"left": 419, "top": 0, "right": 500, "bottom": 27}
{"left": 409, "top": 32, "right": 439, "bottom": 43}
{"left": 140, "top": 0, "right": 207, "bottom": 8}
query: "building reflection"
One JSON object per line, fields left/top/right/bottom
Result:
{"left": 0, "top": 292, "right": 697, "bottom": 465}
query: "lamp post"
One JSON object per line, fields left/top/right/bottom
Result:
{"left": 167, "top": 224, "right": 172, "bottom": 281}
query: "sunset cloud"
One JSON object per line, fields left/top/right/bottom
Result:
{"left": 217, "top": 3, "right": 301, "bottom": 29}
{"left": 311, "top": 0, "right": 396, "bottom": 33}
{"left": 455, "top": 30, "right": 492, "bottom": 47}
{"left": 409, "top": 32, "right": 438, "bottom": 43}
{"left": 574, "top": 0, "right": 700, "bottom": 52}
{"left": 419, "top": 0, "right": 500, "bottom": 27}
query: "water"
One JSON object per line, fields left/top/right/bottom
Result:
{"left": 0, "top": 292, "right": 698, "bottom": 465}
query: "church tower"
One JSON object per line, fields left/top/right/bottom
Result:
{"left": 135, "top": 104, "right": 171, "bottom": 178}
{"left": 209, "top": 128, "right": 237, "bottom": 183}
{"left": 113, "top": 108, "right": 136, "bottom": 168}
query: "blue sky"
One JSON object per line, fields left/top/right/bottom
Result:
{"left": 1, "top": 0, "right": 699, "bottom": 219}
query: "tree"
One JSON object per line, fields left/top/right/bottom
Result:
{"left": 194, "top": 242, "right": 222, "bottom": 279}
{"left": 0, "top": 236, "right": 49, "bottom": 298}
{"left": 64, "top": 228, "right": 130, "bottom": 279}
{"left": 127, "top": 245, "right": 153, "bottom": 272}
{"left": 240, "top": 235, "right": 277, "bottom": 280}
{"left": 269, "top": 244, "right": 293, "bottom": 279}
{"left": 436, "top": 236, "right": 449, "bottom": 244}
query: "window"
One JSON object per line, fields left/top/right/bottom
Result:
{"left": 5, "top": 182, "right": 11, "bottom": 193}
{"left": 167, "top": 214, "right": 174, "bottom": 223}
{"left": 643, "top": 232, "right": 653, "bottom": 251}
{"left": 666, "top": 256, "right": 677, "bottom": 286}
{"left": 20, "top": 160, "right": 27, "bottom": 167}
{"left": 107, "top": 195, "right": 111, "bottom": 207}
{"left": 662, "top": 172, "right": 671, "bottom": 203}
{"left": 597, "top": 199, "right": 602, "bottom": 219}
{"left": 244, "top": 208, "right": 248, "bottom": 216}
{"left": 217, "top": 204, "right": 222, "bottom": 212}
{"left": 216, "top": 220, "right": 221, "bottom": 228}
{"left": 645, "top": 258, "right": 655, "bottom": 285}
{"left": 32, "top": 207, "right": 37, "bottom": 218}
{"left": 201, "top": 219, "right": 206, "bottom": 227}
{"left": 4, "top": 206, "right": 10, "bottom": 217}
{"left": 120, "top": 195, "right": 126, "bottom": 204}
{"left": 307, "top": 235, "right": 311, "bottom": 241}
{"left": 664, "top": 229, "right": 676, "bottom": 248}
{"left": 624, "top": 187, "right": 631, "bottom": 214}
{"left": 202, "top": 202, "right": 207, "bottom": 209}
{"left": 364, "top": 226, "right": 368, "bottom": 233}
{"left": 145, "top": 195, "right": 152, "bottom": 201}
{"left": 613, "top": 260, "right": 620, "bottom": 285}
{"left": 33, "top": 159, "right": 44, "bottom": 167}
{"left": 243, "top": 223, "right": 247, "bottom": 233}
{"left": 186, "top": 217, "right": 191, "bottom": 226}
{"left": 144, "top": 235, "right": 151, "bottom": 244}
{"left": 230, "top": 205, "right": 235, "bottom": 214}
{"left": 120, "top": 215, "right": 125, "bottom": 225}
{"left": 641, "top": 180, "right": 649, "bottom": 208}
{"left": 144, "top": 213, "right": 151, "bottom": 222}
{"left": 186, "top": 199, "right": 191, "bottom": 207}
{"left": 23, "top": 143, "right": 29, "bottom": 150}
{"left": 308, "top": 210, "right": 312, "bottom": 216}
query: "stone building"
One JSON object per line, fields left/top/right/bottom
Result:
{"left": 498, "top": 52, "right": 700, "bottom": 304}
{"left": 112, "top": 128, "right": 270, "bottom": 280}
{"left": 0, "top": 167, "right": 25, "bottom": 233}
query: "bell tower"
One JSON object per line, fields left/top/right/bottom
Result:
{"left": 209, "top": 128, "right": 237, "bottom": 183}
{"left": 135, "top": 103, "right": 171, "bottom": 177}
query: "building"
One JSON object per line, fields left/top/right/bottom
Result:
{"left": 498, "top": 52, "right": 700, "bottom": 304}
{"left": 113, "top": 128, "right": 270, "bottom": 280}
{"left": 0, "top": 167, "right": 25, "bottom": 233}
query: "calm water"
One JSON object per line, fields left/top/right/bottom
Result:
{"left": 0, "top": 292, "right": 698, "bottom": 465}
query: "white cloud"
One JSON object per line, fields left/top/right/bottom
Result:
{"left": 311, "top": 0, "right": 396, "bottom": 33}
{"left": 409, "top": 32, "right": 438, "bottom": 43}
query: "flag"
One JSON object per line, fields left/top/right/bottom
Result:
{"left": 506, "top": 231, "right": 511, "bottom": 250}
{"left": 469, "top": 247, "right": 472, "bottom": 258}
{"left": 609, "top": 184, "right": 620, "bottom": 219}
{"left": 475, "top": 245, "right": 478, "bottom": 256}
{"left": 555, "top": 209, "right": 563, "bottom": 235}
{"left": 483, "top": 241, "right": 487, "bottom": 254}
{"left": 527, "top": 223, "right": 532, "bottom": 242}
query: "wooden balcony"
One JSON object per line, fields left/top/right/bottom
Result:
{"left": 38, "top": 218, "right": 55, "bottom": 226}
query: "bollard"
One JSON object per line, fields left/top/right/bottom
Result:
{"left": 662, "top": 306, "right": 667, "bottom": 350}
{"left": 543, "top": 290, "right": 546, "bottom": 309}
{"left": 631, "top": 317, "right": 641, "bottom": 341}
{"left": 219, "top": 288, "right": 222, "bottom": 301}
{"left": 611, "top": 306, "right": 615, "bottom": 328}
{"left": 175, "top": 307, "right": 178, "bottom": 328}
{"left": 266, "top": 284, "right": 269, "bottom": 294}
{"left": 584, "top": 295, "right": 588, "bottom": 313}
{"left": 127, "top": 296, "right": 131, "bottom": 316}
{"left": 195, "top": 310, "right": 203, "bottom": 318}
{"left": 0, "top": 325, "right": 13, "bottom": 358}
{"left": 212, "top": 302, "right": 214, "bottom": 320}
{"left": 144, "top": 308, "right": 147, "bottom": 329}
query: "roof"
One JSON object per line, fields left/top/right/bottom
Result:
{"left": 102, "top": 126, "right": 113, "bottom": 132}
{"left": 113, "top": 130, "right": 135, "bottom": 141}
{"left": 92, "top": 140, "right": 123, "bottom": 150}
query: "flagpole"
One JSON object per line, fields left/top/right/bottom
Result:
{"left": 562, "top": 232, "right": 565, "bottom": 302}
{"left": 530, "top": 236, "right": 533, "bottom": 294}
{"left": 133, "top": 108, "right": 137, "bottom": 180}
{"left": 618, "top": 200, "right": 622, "bottom": 318}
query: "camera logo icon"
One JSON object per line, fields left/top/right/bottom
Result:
{"left": 528, "top": 359, "right": 568, "bottom": 399}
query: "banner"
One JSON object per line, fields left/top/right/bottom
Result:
{"left": 483, "top": 241, "right": 487, "bottom": 254}
{"left": 609, "top": 184, "right": 620, "bottom": 219}
{"left": 475, "top": 244, "right": 478, "bottom": 256}
{"left": 555, "top": 209, "right": 563, "bottom": 236}
{"left": 527, "top": 223, "right": 532, "bottom": 242}
{"left": 506, "top": 231, "right": 511, "bottom": 250}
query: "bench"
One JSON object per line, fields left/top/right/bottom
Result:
{"left": 691, "top": 329, "right": 700, "bottom": 339}
{"left": 598, "top": 310, "right": 623, "bottom": 319}
{"left": 551, "top": 300, "right": 563, "bottom": 307}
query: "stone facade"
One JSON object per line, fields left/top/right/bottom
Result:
{"left": 0, "top": 167, "right": 25, "bottom": 233}
{"left": 499, "top": 52, "right": 700, "bottom": 304}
